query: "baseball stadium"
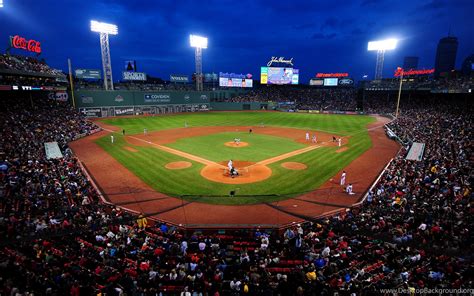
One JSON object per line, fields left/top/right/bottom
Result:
{"left": 0, "top": 1, "right": 473, "bottom": 295}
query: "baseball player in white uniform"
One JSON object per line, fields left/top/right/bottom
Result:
{"left": 110, "top": 135, "right": 114, "bottom": 143}
{"left": 338, "top": 138, "right": 342, "bottom": 147}
{"left": 228, "top": 160, "right": 233, "bottom": 172}
{"left": 305, "top": 132, "right": 310, "bottom": 141}
{"left": 340, "top": 171, "right": 346, "bottom": 186}
{"left": 312, "top": 134, "right": 317, "bottom": 143}
{"left": 346, "top": 183, "right": 354, "bottom": 195}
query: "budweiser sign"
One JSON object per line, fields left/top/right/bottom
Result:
{"left": 394, "top": 68, "right": 434, "bottom": 77}
{"left": 10, "top": 35, "right": 42, "bottom": 54}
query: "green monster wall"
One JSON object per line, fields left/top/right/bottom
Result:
{"left": 72, "top": 89, "right": 274, "bottom": 117}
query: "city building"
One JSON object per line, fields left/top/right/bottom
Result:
{"left": 461, "top": 54, "right": 474, "bottom": 76}
{"left": 434, "top": 36, "right": 458, "bottom": 77}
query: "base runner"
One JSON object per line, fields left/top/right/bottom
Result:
{"left": 340, "top": 171, "right": 346, "bottom": 186}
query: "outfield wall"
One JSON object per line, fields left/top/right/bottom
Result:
{"left": 74, "top": 90, "right": 212, "bottom": 107}
{"left": 73, "top": 89, "right": 263, "bottom": 117}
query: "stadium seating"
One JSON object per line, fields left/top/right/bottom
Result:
{"left": 0, "top": 90, "right": 472, "bottom": 295}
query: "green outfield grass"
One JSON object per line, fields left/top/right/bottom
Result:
{"left": 101, "top": 111, "right": 373, "bottom": 135}
{"left": 96, "top": 112, "right": 374, "bottom": 205}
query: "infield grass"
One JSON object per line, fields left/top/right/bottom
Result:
{"left": 166, "top": 132, "right": 306, "bottom": 162}
{"left": 96, "top": 112, "right": 375, "bottom": 205}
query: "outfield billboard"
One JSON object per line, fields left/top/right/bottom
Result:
{"left": 144, "top": 93, "right": 171, "bottom": 103}
{"left": 170, "top": 74, "right": 189, "bottom": 83}
{"left": 310, "top": 79, "right": 324, "bottom": 86}
{"left": 122, "top": 71, "right": 147, "bottom": 81}
{"left": 204, "top": 73, "right": 218, "bottom": 82}
{"left": 75, "top": 69, "right": 101, "bottom": 79}
{"left": 323, "top": 78, "right": 338, "bottom": 86}
{"left": 260, "top": 67, "right": 299, "bottom": 85}
{"left": 219, "top": 72, "right": 253, "bottom": 88}
{"left": 338, "top": 78, "right": 354, "bottom": 85}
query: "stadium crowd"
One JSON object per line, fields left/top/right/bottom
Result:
{"left": 0, "top": 54, "right": 64, "bottom": 77}
{"left": 214, "top": 88, "right": 358, "bottom": 111}
{"left": 0, "top": 92, "right": 472, "bottom": 295}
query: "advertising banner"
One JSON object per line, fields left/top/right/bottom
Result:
{"left": 394, "top": 68, "right": 434, "bottom": 77}
{"left": 48, "top": 91, "right": 68, "bottom": 102}
{"left": 260, "top": 67, "right": 268, "bottom": 84}
{"left": 323, "top": 78, "right": 338, "bottom": 86}
{"left": 80, "top": 108, "right": 103, "bottom": 118}
{"left": 10, "top": 35, "right": 41, "bottom": 54}
{"left": 316, "top": 73, "right": 348, "bottom": 78}
{"left": 204, "top": 73, "right": 218, "bottom": 82}
{"left": 310, "top": 79, "right": 324, "bottom": 86}
{"left": 144, "top": 93, "right": 171, "bottom": 103}
{"left": 338, "top": 78, "right": 354, "bottom": 85}
{"left": 80, "top": 96, "right": 94, "bottom": 104}
{"left": 122, "top": 71, "right": 147, "bottom": 81}
{"left": 75, "top": 69, "right": 101, "bottom": 79}
{"left": 219, "top": 73, "right": 253, "bottom": 88}
{"left": 114, "top": 107, "right": 135, "bottom": 116}
{"left": 261, "top": 67, "right": 299, "bottom": 85}
{"left": 170, "top": 74, "right": 189, "bottom": 83}
{"left": 267, "top": 56, "right": 294, "bottom": 67}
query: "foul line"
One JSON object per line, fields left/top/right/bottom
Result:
{"left": 102, "top": 127, "right": 225, "bottom": 168}
{"left": 255, "top": 144, "right": 324, "bottom": 166}
{"left": 252, "top": 120, "right": 389, "bottom": 167}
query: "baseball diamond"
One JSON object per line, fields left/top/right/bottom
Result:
{"left": 69, "top": 111, "right": 399, "bottom": 226}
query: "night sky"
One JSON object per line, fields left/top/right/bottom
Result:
{"left": 1, "top": 0, "right": 473, "bottom": 83}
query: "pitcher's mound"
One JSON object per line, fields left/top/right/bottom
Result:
{"left": 165, "top": 161, "right": 192, "bottom": 170}
{"left": 224, "top": 141, "right": 249, "bottom": 148}
{"left": 281, "top": 162, "right": 307, "bottom": 170}
{"left": 201, "top": 161, "right": 271, "bottom": 184}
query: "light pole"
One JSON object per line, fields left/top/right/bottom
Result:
{"left": 91, "top": 20, "right": 118, "bottom": 91}
{"left": 395, "top": 67, "right": 404, "bottom": 118}
{"left": 368, "top": 39, "right": 398, "bottom": 80}
{"left": 190, "top": 35, "right": 208, "bottom": 91}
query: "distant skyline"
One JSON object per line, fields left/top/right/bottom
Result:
{"left": 0, "top": 0, "right": 473, "bottom": 82}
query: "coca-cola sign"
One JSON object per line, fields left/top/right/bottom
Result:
{"left": 10, "top": 35, "right": 42, "bottom": 54}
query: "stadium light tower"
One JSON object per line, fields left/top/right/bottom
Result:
{"left": 0, "top": 0, "right": 4, "bottom": 8}
{"left": 368, "top": 38, "right": 398, "bottom": 80}
{"left": 91, "top": 20, "right": 118, "bottom": 91}
{"left": 190, "top": 35, "right": 208, "bottom": 91}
